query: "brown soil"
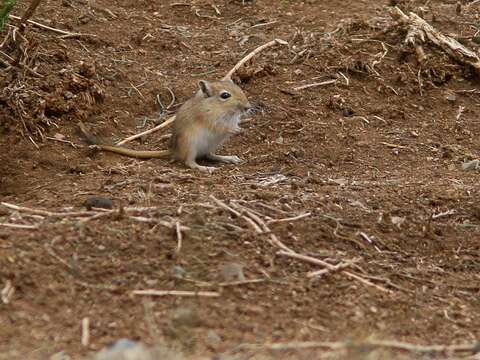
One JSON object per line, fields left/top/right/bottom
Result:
{"left": 1, "top": 0, "right": 480, "bottom": 359}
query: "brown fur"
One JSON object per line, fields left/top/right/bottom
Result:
{"left": 79, "top": 79, "right": 251, "bottom": 172}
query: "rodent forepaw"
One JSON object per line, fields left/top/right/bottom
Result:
{"left": 224, "top": 155, "right": 242, "bottom": 164}
{"left": 198, "top": 165, "right": 216, "bottom": 173}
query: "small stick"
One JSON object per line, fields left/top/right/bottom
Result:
{"left": 9, "top": 15, "right": 95, "bottom": 38}
{"left": 307, "top": 261, "right": 354, "bottom": 278}
{"left": 115, "top": 116, "right": 175, "bottom": 146}
{"left": 19, "top": 0, "right": 43, "bottom": 33}
{"left": 166, "top": 87, "right": 176, "bottom": 109}
{"left": 132, "top": 290, "right": 220, "bottom": 297}
{"left": 277, "top": 250, "right": 335, "bottom": 269}
{"left": 390, "top": 7, "right": 480, "bottom": 75}
{"left": 293, "top": 79, "right": 337, "bottom": 91}
{"left": 46, "top": 136, "right": 79, "bottom": 148}
{"left": 218, "top": 279, "right": 265, "bottom": 287}
{"left": 240, "top": 340, "right": 479, "bottom": 354}
{"left": 1, "top": 280, "right": 15, "bottom": 304}
{"left": 175, "top": 221, "right": 182, "bottom": 253}
{"left": 0, "top": 223, "right": 38, "bottom": 229}
{"left": 277, "top": 251, "right": 391, "bottom": 293}
{"left": 81, "top": 317, "right": 90, "bottom": 347}
{"left": 209, "top": 195, "right": 241, "bottom": 217}
{"left": 230, "top": 202, "right": 295, "bottom": 252}
{"left": 267, "top": 212, "right": 311, "bottom": 224}
{"left": 128, "top": 216, "right": 189, "bottom": 231}
{"left": 223, "top": 38, "right": 287, "bottom": 80}
{"left": 0, "top": 51, "right": 43, "bottom": 77}
{"left": 380, "top": 142, "right": 409, "bottom": 149}
{"left": 1, "top": 202, "right": 97, "bottom": 217}
{"left": 249, "top": 20, "right": 278, "bottom": 29}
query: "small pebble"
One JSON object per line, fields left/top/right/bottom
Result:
{"left": 63, "top": 91, "right": 74, "bottom": 100}
{"left": 95, "top": 339, "right": 153, "bottom": 360}
{"left": 171, "top": 265, "right": 187, "bottom": 279}
{"left": 446, "top": 94, "right": 457, "bottom": 102}
{"left": 219, "top": 263, "right": 245, "bottom": 282}
{"left": 205, "top": 330, "right": 222, "bottom": 349}
{"left": 49, "top": 351, "right": 70, "bottom": 360}
{"left": 84, "top": 196, "right": 113, "bottom": 210}
{"left": 172, "top": 307, "right": 202, "bottom": 328}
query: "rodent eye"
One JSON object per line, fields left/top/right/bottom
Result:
{"left": 220, "top": 91, "right": 231, "bottom": 100}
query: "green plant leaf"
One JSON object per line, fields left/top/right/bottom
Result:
{"left": 0, "top": 0, "right": 16, "bottom": 31}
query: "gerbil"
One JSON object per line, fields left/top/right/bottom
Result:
{"left": 80, "top": 79, "right": 252, "bottom": 172}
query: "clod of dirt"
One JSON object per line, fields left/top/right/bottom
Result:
{"left": 79, "top": 61, "right": 96, "bottom": 78}
{"left": 172, "top": 307, "right": 202, "bottom": 328}
{"left": 171, "top": 266, "right": 187, "bottom": 279}
{"left": 84, "top": 196, "right": 113, "bottom": 210}
{"left": 461, "top": 159, "right": 480, "bottom": 171}
{"left": 205, "top": 330, "right": 222, "bottom": 350}
{"left": 219, "top": 263, "right": 245, "bottom": 282}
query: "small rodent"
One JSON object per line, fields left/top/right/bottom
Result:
{"left": 79, "top": 79, "right": 252, "bottom": 172}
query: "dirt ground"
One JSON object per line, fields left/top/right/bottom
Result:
{"left": 1, "top": 0, "right": 480, "bottom": 359}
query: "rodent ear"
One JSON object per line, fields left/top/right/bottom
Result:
{"left": 198, "top": 80, "right": 213, "bottom": 98}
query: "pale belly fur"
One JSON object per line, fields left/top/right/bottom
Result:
{"left": 193, "top": 113, "right": 241, "bottom": 157}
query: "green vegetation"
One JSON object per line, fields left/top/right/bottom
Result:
{"left": 0, "top": 0, "right": 16, "bottom": 31}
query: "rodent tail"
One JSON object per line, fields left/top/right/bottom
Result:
{"left": 93, "top": 145, "right": 170, "bottom": 159}
{"left": 77, "top": 122, "right": 170, "bottom": 159}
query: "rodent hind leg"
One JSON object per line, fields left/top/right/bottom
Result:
{"left": 184, "top": 153, "right": 216, "bottom": 173}
{"left": 206, "top": 153, "right": 242, "bottom": 164}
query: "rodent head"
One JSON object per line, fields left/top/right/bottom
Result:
{"left": 197, "top": 79, "right": 252, "bottom": 115}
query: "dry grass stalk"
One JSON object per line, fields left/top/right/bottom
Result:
{"left": 115, "top": 116, "right": 175, "bottom": 146}
{"left": 132, "top": 290, "right": 220, "bottom": 297}
{"left": 19, "top": 0, "right": 42, "bottom": 33}
{"left": 218, "top": 279, "right": 265, "bottom": 287}
{"left": 9, "top": 14, "right": 95, "bottom": 38}
{"left": 0, "top": 222, "right": 38, "bottom": 229}
{"left": 175, "top": 221, "right": 183, "bottom": 253}
{"left": 239, "top": 339, "right": 480, "bottom": 355}
{"left": 222, "top": 38, "right": 288, "bottom": 80}
{"left": 293, "top": 79, "right": 337, "bottom": 91}
{"left": 81, "top": 317, "right": 90, "bottom": 347}
{"left": 277, "top": 251, "right": 391, "bottom": 293}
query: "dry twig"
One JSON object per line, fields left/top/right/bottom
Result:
{"left": 277, "top": 251, "right": 391, "bottom": 293}
{"left": 19, "top": 0, "right": 42, "bottom": 33}
{"left": 218, "top": 279, "right": 265, "bottom": 287}
{"left": 132, "top": 290, "right": 220, "bottom": 297}
{"left": 9, "top": 14, "right": 95, "bottom": 38}
{"left": 81, "top": 317, "right": 90, "bottom": 347}
{"left": 175, "top": 221, "right": 182, "bottom": 253}
{"left": 239, "top": 339, "right": 480, "bottom": 355}
{"left": 390, "top": 7, "right": 480, "bottom": 74}
{"left": 0, "top": 222, "right": 38, "bottom": 229}
{"left": 115, "top": 116, "right": 175, "bottom": 146}
{"left": 293, "top": 79, "right": 337, "bottom": 91}
{"left": 223, "top": 38, "right": 287, "bottom": 80}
